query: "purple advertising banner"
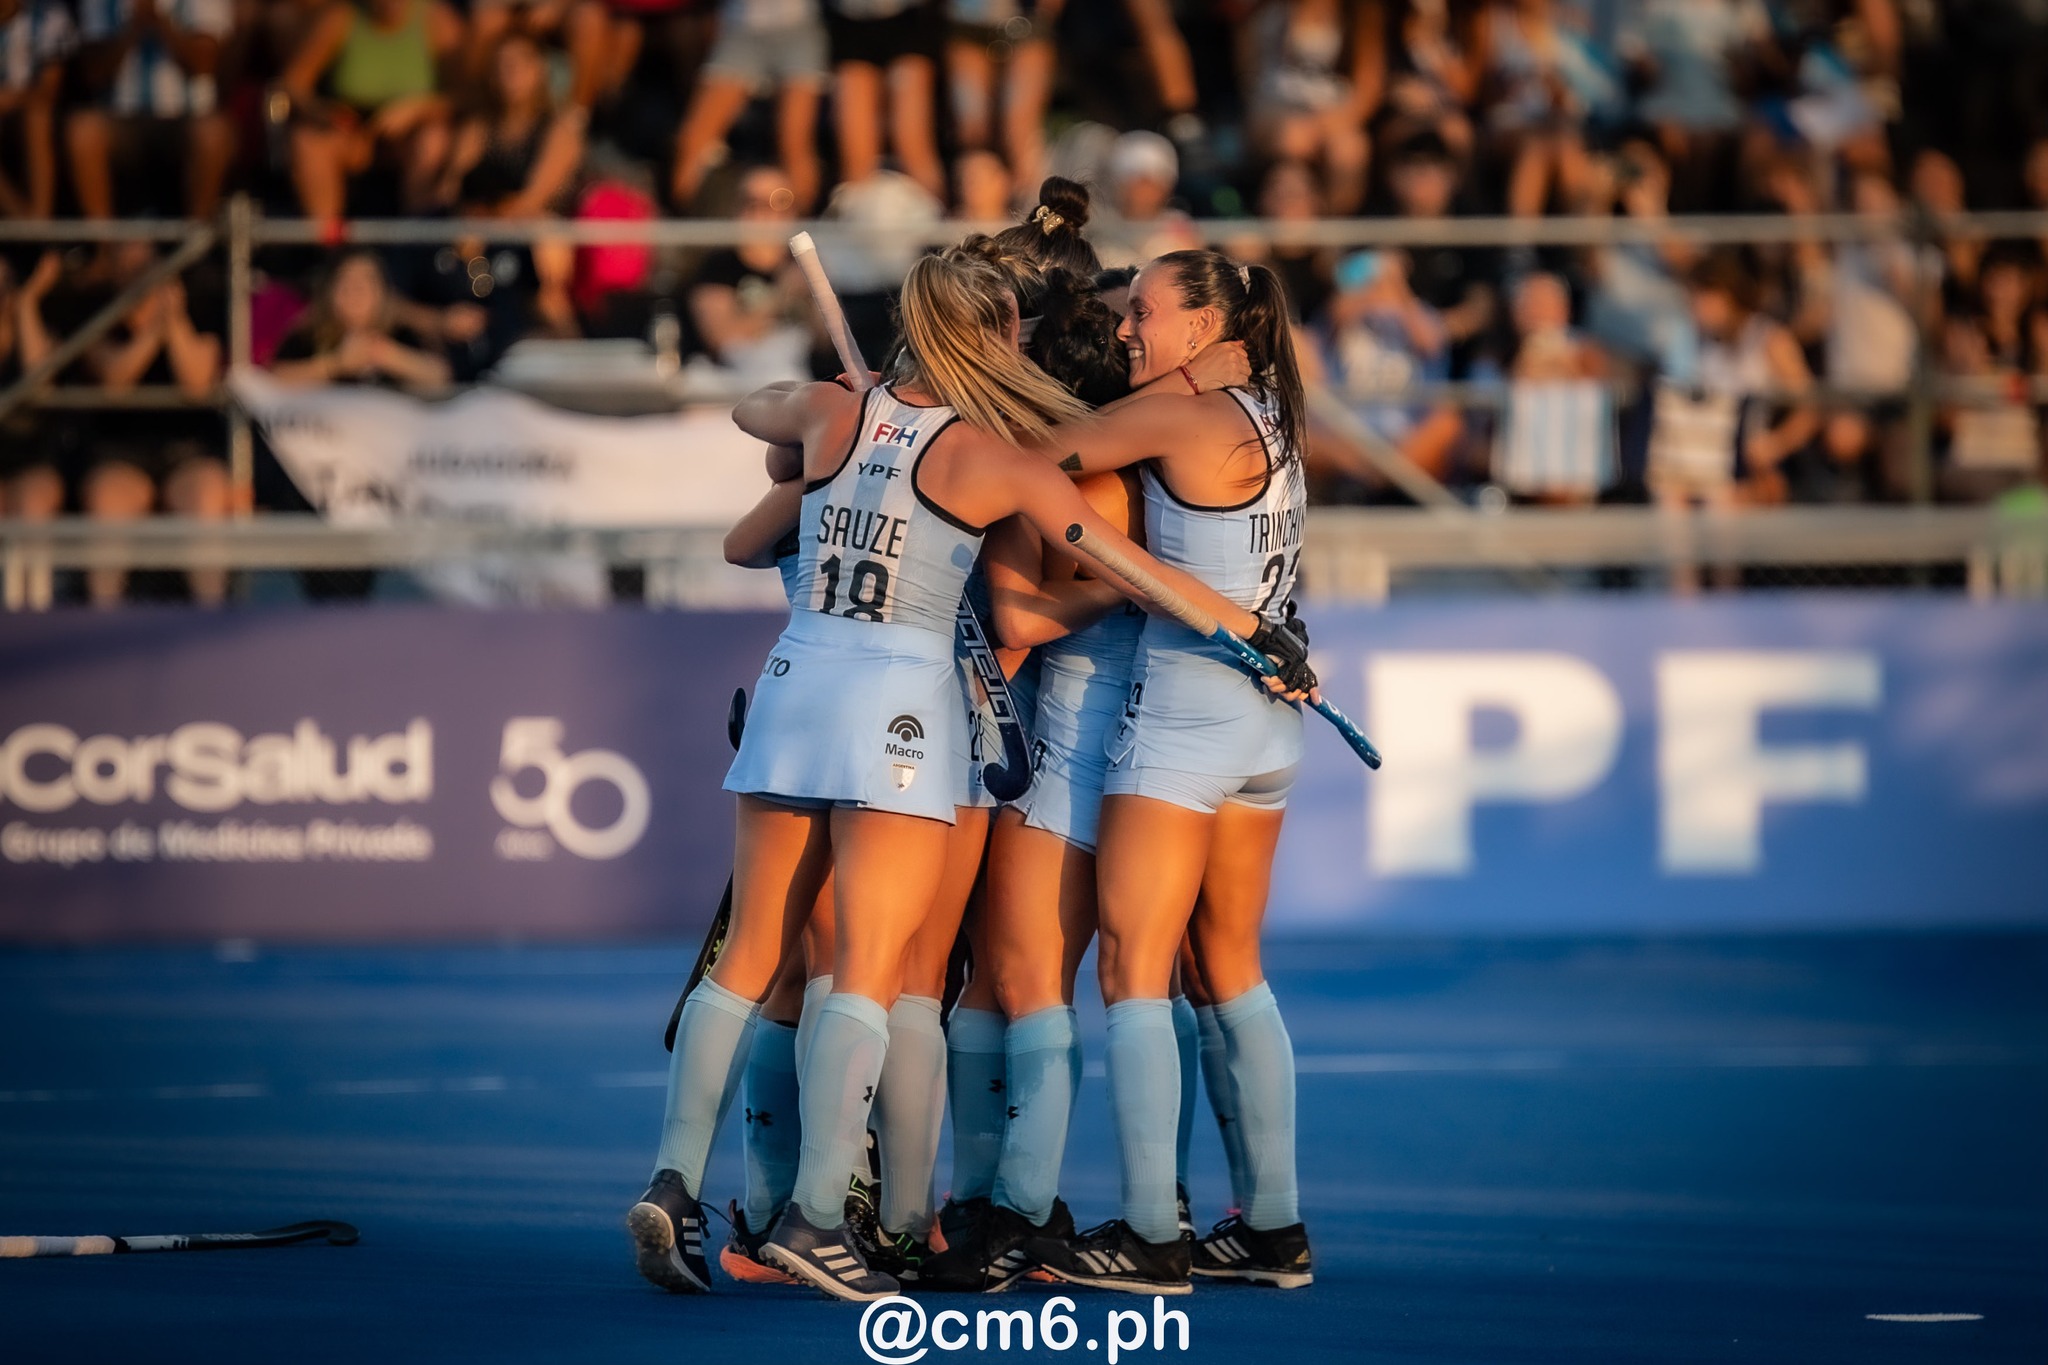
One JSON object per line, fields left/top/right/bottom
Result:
{"left": 0, "top": 609, "right": 783, "bottom": 942}
{"left": 2, "top": 598, "right": 2045, "bottom": 941}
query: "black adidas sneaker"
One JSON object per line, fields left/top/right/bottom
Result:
{"left": 844, "top": 1172, "right": 882, "bottom": 1252}
{"left": 1190, "top": 1215, "right": 1313, "bottom": 1289}
{"left": 1036, "top": 1218, "right": 1192, "bottom": 1296}
{"left": 758, "top": 1202, "right": 900, "bottom": 1302}
{"left": 626, "top": 1169, "right": 710, "bottom": 1293}
{"left": 719, "top": 1201, "right": 795, "bottom": 1286}
{"left": 865, "top": 1228, "right": 935, "bottom": 1283}
{"left": 923, "top": 1197, "right": 1075, "bottom": 1293}
{"left": 936, "top": 1194, "right": 991, "bottom": 1251}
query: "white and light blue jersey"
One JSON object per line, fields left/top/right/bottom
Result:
{"left": 794, "top": 386, "right": 984, "bottom": 639}
{"left": 77, "top": 0, "right": 231, "bottom": 116}
{"left": 1138, "top": 386, "right": 1306, "bottom": 631}
{"left": 1105, "top": 384, "right": 1307, "bottom": 795}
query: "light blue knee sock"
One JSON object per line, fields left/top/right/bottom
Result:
{"left": 1171, "top": 995, "right": 1198, "bottom": 1191}
{"left": 1214, "top": 982, "right": 1299, "bottom": 1230}
{"left": 991, "top": 1005, "right": 1080, "bottom": 1225}
{"left": 740, "top": 1021, "right": 800, "bottom": 1231}
{"left": 945, "top": 1007, "right": 1008, "bottom": 1202}
{"left": 874, "top": 995, "right": 947, "bottom": 1237}
{"left": 793, "top": 992, "right": 891, "bottom": 1228}
{"left": 794, "top": 974, "right": 833, "bottom": 1073}
{"left": 1195, "top": 1003, "right": 1251, "bottom": 1211}
{"left": 1104, "top": 998, "right": 1181, "bottom": 1244}
{"left": 652, "top": 977, "right": 760, "bottom": 1196}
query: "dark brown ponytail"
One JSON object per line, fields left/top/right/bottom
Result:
{"left": 1152, "top": 249, "right": 1308, "bottom": 466}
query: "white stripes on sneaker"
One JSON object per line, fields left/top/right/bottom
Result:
{"left": 1078, "top": 1249, "right": 1138, "bottom": 1276}
{"left": 1208, "top": 1236, "right": 1247, "bottom": 1262}
{"left": 814, "top": 1243, "right": 869, "bottom": 1285}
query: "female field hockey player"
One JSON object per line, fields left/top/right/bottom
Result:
{"left": 1014, "top": 248, "right": 1321, "bottom": 1295}
{"left": 627, "top": 250, "right": 1306, "bottom": 1302}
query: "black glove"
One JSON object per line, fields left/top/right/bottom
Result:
{"left": 1248, "top": 600, "right": 1316, "bottom": 695}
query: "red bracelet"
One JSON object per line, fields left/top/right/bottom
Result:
{"left": 1178, "top": 363, "right": 1200, "bottom": 395}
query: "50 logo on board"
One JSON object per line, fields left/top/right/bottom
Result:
{"left": 490, "top": 718, "right": 650, "bottom": 862}
{"left": 0, "top": 719, "right": 432, "bottom": 814}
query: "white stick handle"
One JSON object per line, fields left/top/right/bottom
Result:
{"left": 789, "top": 231, "right": 873, "bottom": 392}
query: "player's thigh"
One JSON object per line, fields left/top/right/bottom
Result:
{"left": 1095, "top": 793, "right": 1213, "bottom": 1004}
{"left": 717, "top": 795, "right": 831, "bottom": 997}
{"left": 1186, "top": 799, "right": 1286, "bottom": 1002}
{"left": 987, "top": 808, "right": 1096, "bottom": 1016}
{"left": 829, "top": 805, "right": 952, "bottom": 1002}
{"left": 901, "top": 804, "right": 990, "bottom": 998}
{"left": 803, "top": 869, "right": 836, "bottom": 980}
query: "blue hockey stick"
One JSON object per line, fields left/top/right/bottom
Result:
{"left": 1064, "top": 523, "right": 1382, "bottom": 770}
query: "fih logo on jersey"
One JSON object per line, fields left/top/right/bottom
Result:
{"left": 871, "top": 421, "right": 919, "bottom": 447}
{"left": 884, "top": 714, "right": 924, "bottom": 788}
{"left": 490, "top": 718, "right": 651, "bottom": 861}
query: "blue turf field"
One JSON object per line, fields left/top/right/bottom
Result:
{"left": 2, "top": 934, "right": 2044, "bottom": 1364}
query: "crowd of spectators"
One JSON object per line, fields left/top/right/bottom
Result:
{"left": 1, "top": 0, "right": 2047, "bottom": 600}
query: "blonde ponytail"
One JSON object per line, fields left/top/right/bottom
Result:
{"left": 893, "top": 253, "right": 1091, "bottom": 443}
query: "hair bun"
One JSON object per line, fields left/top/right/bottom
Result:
{"left": 1034, "top": 177, "right": 1091, "bottom": 235}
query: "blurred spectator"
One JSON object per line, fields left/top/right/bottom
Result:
{"left": 1581, "top": 134, "right": 1696, "bottom": 372}
{"left": 1380, "top": 129, "right": 1496, "bottom": 371}
{"left": 671, "top": 0, "right": 827, "bottom": 212}
{"left": 824, "top": 0, "right": 944, "bottom": 202}
{"left": 1325, "top": 246, "right": 1462, "bottom": 481}
{"left": 951, "top": 146, "right": 1012, "bottom": 221}
{"left": 67, "top": 0, "right": 237, "bottom": 219}
{"left": 684, "top": 163, "right": 811, "bottom": 387}
{"left": 946, "top": 0, "right": 1060, "bottom": 202}
{"left": 0, "top": 0, "right": 72, "bottom": 217}
{"left": 0, "top": 257, "right": 65, "bottom": 548}
{"left": 15, "top": 244, "right": 230, "bottom": 605}
{"left": 1614, "top": 0, "right": 1774, "bottom": 211}
{"left": 1791, "top": 168, "right": 1917, "bottom": 501}
{"left": 566, "top": 147, "right": 659, "bottom": 337}
{"left": 1647, "top": 251, "right": 1815, "bottom": 513}
{"left": 1091, "top": 129, "right": 1198, "bottom": 268}
{"left": 1909, "top": 147, "right": 1978, "bottom": 305}
{"left": 1476, "top": 0, "right": 1618, "bottom": 218}
{"left": 269, "top": 248, "right": 453, "bottom": 391}
{"left": 465, "top": 0, "right": 633, "bottom": 113}
{"left": 1937, "top": 307, "right": 2044, "bottom": 502}
{"left": 280, "top": 0, "right": 464, "bottom": 218}
{"left": 1492, "top": 268, "right": 1613, "bottom": 501}
{"left": 1243, "top": 0, "right": 1377, "bottom": 214}
{"left": 1376, "top": 0, "right": 1481, "bottom": 160}
{"left": 1226, "top": 158, "right": 1334, "bottom": 324}
{"left": 439, "top": 30, "right": 585, "bottom": 334}
{"left": 819, "top": 166, "right": 942, "bottom": 361}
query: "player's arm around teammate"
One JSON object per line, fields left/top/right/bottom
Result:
{"left": 1016, "top": 250, "right": 1321, "bottom": 1293}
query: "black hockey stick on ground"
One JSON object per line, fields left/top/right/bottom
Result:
{"left": 664, "top": 687, "right": 747, "bottom": 1051}
{"left": 788, "top": 231, "right": 1035, "bottom": 800}
{"left": 1, "top": 1220, "right": 358, "bottom": 1258}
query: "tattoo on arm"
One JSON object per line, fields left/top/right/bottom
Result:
{"left": 1059, "top": 453, "right": 1082, "bottom": 473}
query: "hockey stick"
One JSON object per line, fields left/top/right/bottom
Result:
{"left": 664, "top": 687, "right": 747, "bottom": 1052}
{"left": 788, "top": 231, "right": 1034, "bottom": 801}
{"left": 1063, "top": 523, "right": 1383, "bottom": 770}
{"left": 1, "top": 1220, "right": 358, "bottom": 1258}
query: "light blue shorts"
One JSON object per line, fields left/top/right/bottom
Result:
{"left": 1100, "top": 635, "right": 1304, "bottom": 816}
{"left": 725, "top": 611, "right": 964, "bottom": 824}
{"left": 1011, "top": 656, "right": 1130, "bottom": 853}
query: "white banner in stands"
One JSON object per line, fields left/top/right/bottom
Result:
{"left": 232, "top": 369, "right": 768, "bottom": 526}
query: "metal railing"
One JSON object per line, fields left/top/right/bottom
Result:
{"left": 4, "top": 506, "right": 2044, "bottom": 609}
{"left": 2, "top": 200, "right": 2046, "bottom": 607}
